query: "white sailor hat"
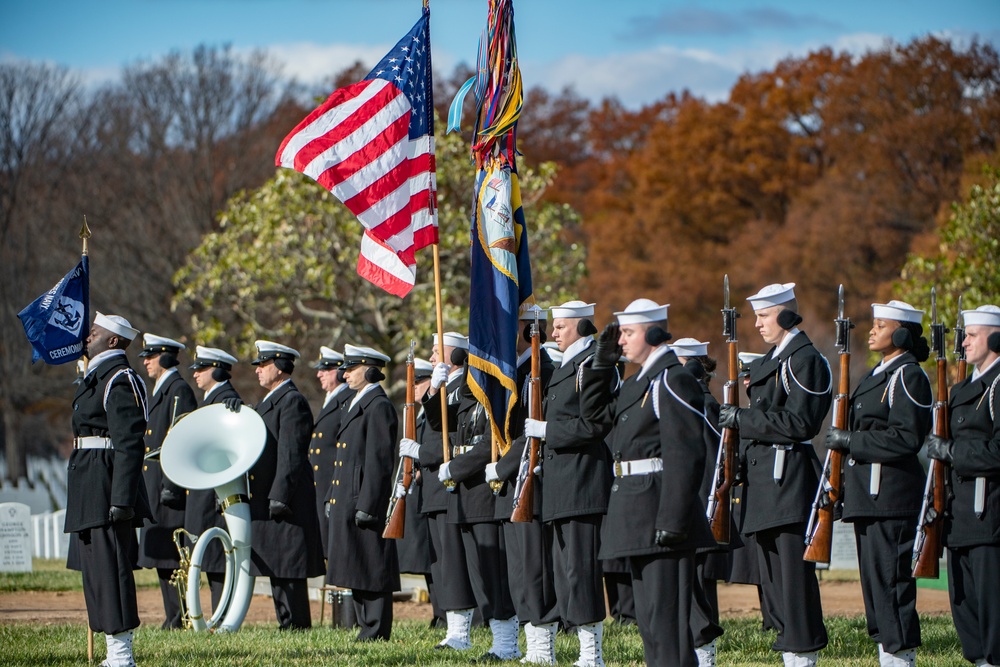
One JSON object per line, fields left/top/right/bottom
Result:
{"left": 746, "top": 283, "right": 796, "bottom": 310}
{"left": 342, "top": 344, "right": 390, "bottom": 368}
{"left": 138, "top": 333, "right": 186, "bottom": 357}
{"left": 414, "top": 358, "right": 435, "bottom": 379}
{"left": 737, "top": 351, "right": 764, "bottom": 376}
{"left": 614, "top": 298, "right": 669, "bottom": 325}
{"left": 252, "top": 340, "right": 301, "bottom": 365}
{"left": 871, "top": 300, "right": 924, "bottom": 324}
{"left": 433, "top": 331, "right": 469, "bottom": 350}
{"left": 550, "top": 300, "right": 595, "bottom": 319}
{"left": 190, "top": 345, "right": 238, "bottom": 371}
{"left": 671, "top": 337, "right": 709, "bottom": 357}
{"left": 519, "top": 304, "right": 549, "bottom": 321}
{"left": 963, "top": 305, "right": 1000, "bottom": 328}
{"left": 94, "top": 312, "right": 140, "bottom": 341}
{"left": 542, "top": 341, "right": 563, "bottom": 365}
{"left": 312, "top": 346, "right": 345, "bottom": 370}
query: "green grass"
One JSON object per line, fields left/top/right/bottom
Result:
{"left": 0, "top": 616, "right": 964, "bottom": 666}
{"left": 0, "top": 559, "right": 158, "bottom": 592}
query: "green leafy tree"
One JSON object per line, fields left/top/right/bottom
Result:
{"left": 172, "top": 125, "right": 587, "bottom": 381}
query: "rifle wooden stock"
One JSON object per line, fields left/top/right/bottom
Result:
{"left": 709, "top": 341, "right": 739, "bottom": 545}
{"left": 912, "top": 358, "right": 949, "bottom": 578}
{"left": 511, "top": 326, "right": 542, "bottom": 523}
{"left": 383, "top": 355, "right": 416, "bottom": 540}
{"left": 803, "top": 351, "right": 849, "bottom": 563}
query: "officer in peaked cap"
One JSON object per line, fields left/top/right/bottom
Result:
{"left": 325, "top": 344, "right": 400, "bottom": 641}
{"left": 309, "top": 346, "right": 354, "bottom": 558}
{"left": 65, "top": 313, "right": 152, "bottom": 667}
{"left": 580, "top": 299, "right": 716, "bottom": 667}
{"left": 136, "top": 333, "right": 197, "bottom": 630}
{"left": 229, "top": 340, "right": 325, "bottom": 629}
{"left": 717, "top": 283, "right": 832, "bottom": 666}
{"left": 925, "top": 304, "right": 1000, "bottom": 666}
{"left": 183, "top": 345, "right": 242, "bottom": 611}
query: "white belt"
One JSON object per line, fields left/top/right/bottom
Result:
{"left": 452, "top": 445, "right": 474, "bottom": 457}
{"left": 74, "top": 436, "right": 112, "bottom": 450}
{"left": 613, "top": 457, "right": 663, "bottom": 477}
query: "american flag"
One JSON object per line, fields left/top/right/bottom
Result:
{"left": 275, "top": 7, "right": 438, "bottom": 297}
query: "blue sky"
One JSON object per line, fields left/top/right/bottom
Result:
{"left": 2, "top": 0, "right": 998, "bottom": 107}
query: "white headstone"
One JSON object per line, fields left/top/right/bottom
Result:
{"left": 51, "top": 509, "right": 70, "bottom": 559}
{"left": 0, "top": 502, "right": 33, "bottom": 572}
{"left": 828, "top": 519, "right": 859, "bottom": 571}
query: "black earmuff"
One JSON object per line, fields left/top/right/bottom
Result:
{"left": 576, "top": 319, "right": 598, "bottom": 336}
{"left": 777, "top": 309, "right": 803, "bottom": 331}
{"left": 891, "top": 327, "right": 914, "bottom": 350}
{"left": 450, "top": 348, "right": 469, "bottom": 367}
{"left": 364, "top": 367, "right": 385, "bottom": 383}
{"left": 335, "top": 369, "right": 347, "bottom": 383}
{"left": 644, "top": 325, "right": 671, "bottom": 346}
{"left": 274, "top": 357, "right": 295, "bottom": 374}
{"left": 158, "top": 351, "right": 179, "bottom": 369}
{"left": 988, "top": 331, "right": 1000, "bottom": 354}
{"left": 211, "top": 367, "right": 231, "bottom": 382}
{"left": 683, "top": 358, "right": 706, "bottom": 381}
{"left": 522, "top": 323, "right": 548, "bottom": 344}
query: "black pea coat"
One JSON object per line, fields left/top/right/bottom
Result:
{"left": 443, "top": 393, "right": 496, "bottom": 524}
{"left": 540, "top": 340, "right": 614, "bottom": 523}
{"left": 417, "top": 374, "right": 463, "bottom": 515}
{"left": 582, "top": 349, "right": 716, "bottom": 558}
{"left": 325, "top": 385, "right": 400, "bottom": 593}
{"left": 182, "top": 382, "right": 241, "bottom": 574}
{"left": 66, "top": 354, "right": 153, "bottom": 533}
{"left": 943, "top": 361, "right": 1000, "bottom": 548}
{"left": 310, "top": 384, "right": 355, "bottom": 553}
{"left": 842, "top": 353, "right": 932, "bottom": 521}
{"left": 738, "top": 332, "right": 832, "bottom": 534}
{"left": 249, "top": 381, "right": 325, "bottom": 579}
{"left": 396, "top": 413, "right": 434, "bottom": 574}
{"left": 139, "top": 370, "right": 197, "bottom": 568}
{"left": 493, "top": 349, "right": 555, "bottom": 520}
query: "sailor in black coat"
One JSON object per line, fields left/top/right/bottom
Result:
{"left": 926, "top": 304, "right": 1000, "bottom": 666}
{"left": 65, "top": 313, "right": 151, "bottom": 667}
{"left": 490, "top": 307, "right": 558, "bottom": 663}
{"left": 184, "top": 345, "right": 242, "bottom": 612}
{"left": 825, "top": 301, "right": 932, "bottom": 666}
{"left": 242, "top": 340, "right": 325, "bottom": 629}
{"left": 581, "top": 300, "right": 716, "bottom": 667}
{"left": 719, "top": 283, "right": 831, "bottom": 666}
{"left": 137, "top": 334, "right": 197, "bottom": 629}
{"left": 325, "top": 344, "right": 400, "bottom": 641}
{"left": 309, "top": 346, "right": 353, "bottom": 557}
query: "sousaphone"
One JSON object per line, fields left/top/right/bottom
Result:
{"left": 160, "top": 403, "right": 266, "bottom": 632}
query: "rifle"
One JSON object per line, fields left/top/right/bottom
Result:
{"left": 383, "top": 341, "right": 416, "bottom": 539}
{"left": 804, "top": 284, "right": 853, "bottom": 563}
{"left": 912, "top": 288, "right": 949, "bottom": 578}
{"left": 954, "top": 295, "right": 967, "bottom": 382}
{"left": 511, "top": 310, "right": 542, "bottom": 522}
{"left": 707, "top": 275, "right": 740, "bottom": 545}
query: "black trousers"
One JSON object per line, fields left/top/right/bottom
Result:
{"left": 853, "top": 517, "right": 920, "bottom": 653}
{"left": 207, "top": 572, "right": 226, "bottom": 614}
{"left": 156, "top": 568, "right": 183, "bottom": 629}
{"left": 269, "top": 577, "right": 312, "bottom": 629}
{"left": 949, "top": 542, "right": 1000, "bottom": 665}
{"left": 551, "top": 516, "right": 605, "bottom": 626}
{"left": 630, "top": 551, "right": 698, "bottom": 667}
{"left": 691, "top": 553, "right": 725, "bottom": 648}
{"left": 352, "top": 588, "right": 393, "bottom": 640}
{"left": 604, "top": 570, "right": 635, "bottom": 623}
{"left": 503, "top": 519, "right": 558, "bottom": 625}
{"left": 462, "top": 521, "right": 516, "bottom": 621}
{"left": 427, "top": 512, "right": 476, "bottom": 611}
{"left": 78, "top": 522, "right": 140, "bottom": 635}
{"left": 754, "top": 524, "right": 828, "bottom": 653}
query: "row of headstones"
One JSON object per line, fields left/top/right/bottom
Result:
{"left": 0, "top": 456, "right": 69, "bottom": 513}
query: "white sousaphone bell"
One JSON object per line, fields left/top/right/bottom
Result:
{"left": 160, "top": 403, "right": 266, "bottom": 632}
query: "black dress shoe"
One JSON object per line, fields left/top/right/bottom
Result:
{"left": 471, "top": 651, "right": 505, "bottom": 663}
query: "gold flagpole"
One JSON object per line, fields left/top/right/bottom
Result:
{"left": 80, "top": 215, "right": 94, "bottom": 664}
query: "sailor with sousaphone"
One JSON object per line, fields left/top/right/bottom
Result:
{"left": 324, "top": 343, "right": 400, "bottom": 641}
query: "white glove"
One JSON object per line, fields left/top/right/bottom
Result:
{"left": 399, "top": 437, "right": 420, "bottom": 459}
{"left": 485, "top": 462, "right": 500, "bottom": 482}
{"left": 394, "top": 483, "right": 407, "bottom": 499}
{"left": 438, "top": 461, "right": 454, "bottom": 491}
{"left": 524, "top": 418, "right": 547, "bottom": 440}
{"left": 431, "top": 363, "right": 450, "bottom": 390}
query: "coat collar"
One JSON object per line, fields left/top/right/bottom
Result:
{"left": 256, "top": 380, "right": 296, "bottom": 415}
{"left": 951, "top": 359, "right": 1000, "bottom": 406}
{"left": 853, "top": 351, "right": 918, "bottom": 397}
{"left": 550, "top": 344, "right": 590, "bottom": 386}
{"left": 618, "top": 349, "right": 679, "bottom": 412}
{"left": 749, "top": 331, "right": 814, "bottom": 384}
{"left": 340, "top": 384, "right": 388, "bottom": 430}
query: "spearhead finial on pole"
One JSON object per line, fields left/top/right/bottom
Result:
{"left": 80, "top": 216, "right": 92, "bottom": 256}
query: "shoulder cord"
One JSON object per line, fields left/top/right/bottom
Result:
{"left": 989, "top": 373, "right": 1000, "bottom": 422}
{"left": 781, "top": 351, "right": 833, "bottom": 397}
{"left": 652, "top": 368, "right": 707, "bottom": 423}
{"left": 888, "top": 363, "right": 932, "bottom": 409}
{"left": 104, "top": 368, "right": 149, "bottom": 421}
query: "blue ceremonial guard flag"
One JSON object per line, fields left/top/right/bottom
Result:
{"left": 18, "top": 256, "right": 90, "bottom": 364}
